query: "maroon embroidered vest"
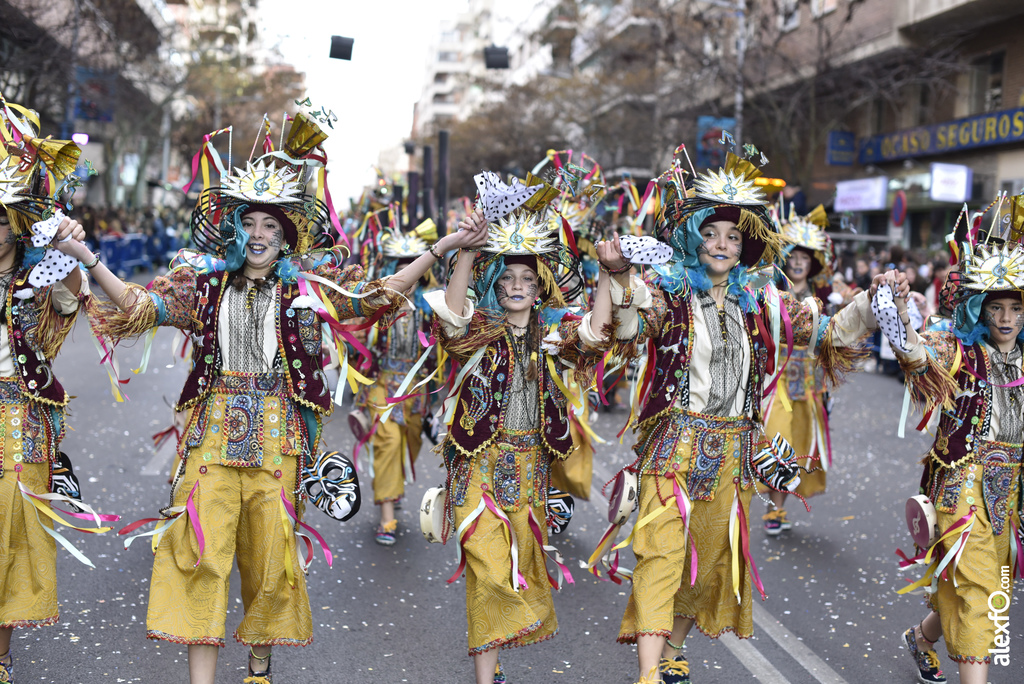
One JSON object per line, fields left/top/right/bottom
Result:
{"left": 7, "top": 267, "right": 69, "bottom": 406}
{"left": 636, "top": 291, "right": 774, "bottom": 425}
{"left": 448, "top": 333, "right": 574, "bottom": 460}
{"left": 929, "top": 341, "right": 988, "bottom": 470}
{"left": 176, "top": 272, "right": 331, "bottom": 413}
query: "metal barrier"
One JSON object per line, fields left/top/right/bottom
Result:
{"left": 96, "top": 233, "right": 182, "bottom": 276}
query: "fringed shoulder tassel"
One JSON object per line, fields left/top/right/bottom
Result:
{"left": 816, "top": 325, "right": 871, "bottom": 389}
{"left": 898, "top": 352, "right": 959, "bottom": 415}
{"left": 86, "top": 283, "right": 158, "bottom": 343}
{"left": 36, "top": 291, "right": 82, "bottom": 360}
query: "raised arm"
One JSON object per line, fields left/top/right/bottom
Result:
{"left": 55, "top": 237, "right": 135, "bottom": 309}
{"left": 589, "top": 234, "right": 632, "bottom": 334}
{"left": 386, "top": 209, "right": 488, "bottom": 296}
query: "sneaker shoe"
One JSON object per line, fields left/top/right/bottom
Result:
{"left": 777, "top": 509, "right": 792, "bottom": 531}
{"left": 659, "top": 655, "right": 689, "bottom": 684}
{"left": 902, "top": 626, "right": 945, "bottom": 683}
{"left": 375, "top": 519, "right": 398, "bottom": 546}
{"left": 763, "top": 510, "right": 783, "bottom": 536}
{"left": 493, "top": 660, "right": 506, "bottom": 684}
{"left": 0, "top": 652, "right": 12, "bottom": 684}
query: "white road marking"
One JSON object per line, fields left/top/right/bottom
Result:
{"left": 719, "top": 632, "right": 791, "bottom": 684}
{"left": 141, "top": 440, "right": 175, "bottom": 476}
{"left": 752, "top": 601, "right": 851, "bottom": 684}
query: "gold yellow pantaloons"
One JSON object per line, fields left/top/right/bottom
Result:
{"left": 0, "top": 460, "right": 57, "bottom": 628}
{"left": 453, "top": 431, "right": 558, "bottom": 656}
{"left": 147, "top": 374, "right": 313, "bottom": 647}
{"left": 550, "top": 419, "right": 593, "bottom": 500}
{"left": 925, "top": 442, "right": 1021, "bottom": 663}
{"left": 368, "top": 383, "right": 422, "bottom": 504}
{"left": 620, "top": 415, "right": 757, "bottom": 642}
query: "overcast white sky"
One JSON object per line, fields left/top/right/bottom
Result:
{"left": 259, "top": 0, "right": 531, "bottom": 204}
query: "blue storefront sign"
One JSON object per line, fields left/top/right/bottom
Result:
{"left": 826, "top": 131, "right": 856, "bottom": 166}
{"left": 859, "top": 106, "right": 1024, "bottom": 165}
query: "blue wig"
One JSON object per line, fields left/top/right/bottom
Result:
{"left": 954, "top": 292, "right": 1024, "bottom": 346}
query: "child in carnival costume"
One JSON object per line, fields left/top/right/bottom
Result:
{"left": 70, "top": 113, "right": 488, "bottom": 684}
{"left": 429, "top": 171, "right": 612, "bottom": 684}
{"left": 883, "top": 196, "right": 1024, "bottom": 684}
{"left": 538, "top": 150, "right": 609, "bottom": 504}
{"left": 360, "top": 218, "right": 441, "bottom": 546}
{"left": 584, "top": 147, "right": 891, "bottom": 684}
{"left": 0, "top": 96, "right": 116, "bottom": 683}
{"left": 761, "top": 203, "right": 838, "bottom": 535}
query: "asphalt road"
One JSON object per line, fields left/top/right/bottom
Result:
{"left": 8, "top": 315, "right": 1024, "bottom": 683}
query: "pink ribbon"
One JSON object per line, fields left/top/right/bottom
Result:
{"left": 447, "top": 511, "right": 482, "bottom": 585}
{"left": 280, "top": 488, "right": 333, "bottom": 567}
{"left": 673, "top": 479, "right": 698, "bottom": 587}
{"left": 322, "top": 170, "right": 352, "bottom": 248}
{"left": 735, "top": 484, "right": 766, "bottom": 600}
{"left": 183, "top": 482, "right": 205, "bottom": 567}
{"left": 527, "top": 507, "right": 575, "bottom": 589}
{"left": 1011, "top": 515, "right": 1024, "bottom": 579}
{"left": 19, "top": 486, "right": 120, "bottom": 525}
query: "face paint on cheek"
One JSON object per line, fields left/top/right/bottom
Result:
{"left": 495, "top": 284, "right": 510, "bottom": 302}
{"left": 526, "top": 283, "right": 538, "bottom": 301}
{"left": 696, "top": 242, "right": 710, "bottom": 256}
{"left": 267, "top": 229, "right": 283, "bottom": 249}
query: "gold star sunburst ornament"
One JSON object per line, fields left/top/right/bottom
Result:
{"left": 779, "top": 203, "right": 833, "bottom": 279}
{"left": 221, "top": 160, "right": 303, "bottom": 203}
{"left": 962, "top": 243, "right": 1024, "bottom": 291}
{"left": 482, "top": 211, "right": 560, "bottom": 256}
{"left": 692, "top": 167, "right": 766, "bottom": 205}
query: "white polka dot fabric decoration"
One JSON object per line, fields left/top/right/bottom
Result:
{"left": 473, "top": 171, "right": 541, "bottom": 222}
{"left": 871, "top": 283, "right": 910, "bottom": 353}
{"left": 29, "top": 211, "right": 78, "bottom": 288}
{"left": 619, "top": 235, "right": 674, "bottom": 265}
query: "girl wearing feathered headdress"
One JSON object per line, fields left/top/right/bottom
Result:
{"left": 879, "top": 197, "right": 1024, "bottom": 684}
{"left": 427, "top": 171, "right": 611, "bottom": 684}
{"left": 760, "top": 203, "right": 838, "bottom": 536}
{"left": 61, "top": 115, "right": 488, "bottom": 684}
{"left": 585, "top": 147, "right": 893, "bottom": 684}
{"left": 0, "top": 96, "right": 114, "bottom": 683}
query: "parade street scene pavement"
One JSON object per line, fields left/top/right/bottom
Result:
{"left": 18, "top": 324, "right": 1022, "bottom": 683}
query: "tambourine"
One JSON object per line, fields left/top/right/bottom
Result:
{"left": 608, "top": 469, "right": 638, "bottom": 526}
{"left": 906, "top": 494, "right": 938, "bottom": 548}
{"left": 420, "top": 486, "right": 447, "bottom": 544}
{"left": 348, "top": 409, "right": 371, "bottom": 443}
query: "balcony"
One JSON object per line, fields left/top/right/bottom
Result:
{"left": 897, "top": 0, "right": 1022, "bottom": 33}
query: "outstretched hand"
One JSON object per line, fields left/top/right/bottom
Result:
{"left": 870, "top": 269, "right": 909, "bottom": 303}
{"left": 443, "top": 207, "right": 488, "bottom": 253}
{"left": 51, "top": 217, "right": 92, "bottom": 262}
{"left": 596, "top": 234, "right": 630, "bottom": 272}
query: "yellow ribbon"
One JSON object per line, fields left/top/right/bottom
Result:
{"left": 612, "top": 497, "right": 675, "bottom": 552}
{"left": 546, "top": 354, "right": 582, "bottom": 410}
{"left": 278, "top": 499, "right": 296, "bottom": 588}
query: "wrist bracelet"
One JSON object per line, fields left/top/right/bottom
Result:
{"left": 428, "top": 244, "right": 443, "bottom": 260}
{"left": 83, "top": 253, "right": 101, "bottom": 269}
{"left": 600, "top": 262, "right": 632, "bottom": 275}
